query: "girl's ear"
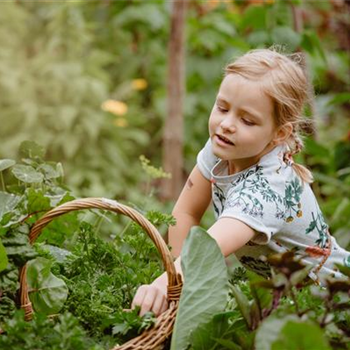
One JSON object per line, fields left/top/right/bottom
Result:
{"left": 273, "top": 122, "right": 293, "bottom": 145}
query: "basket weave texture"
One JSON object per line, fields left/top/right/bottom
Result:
{"left": 19, "top": 198, "right": 183, "bottom": 350}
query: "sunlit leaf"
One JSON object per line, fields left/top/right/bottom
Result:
{"left": 0, "top": 191, "right": 21, "bottom": 221}
{"left": 42, "top": 244, "right": 72, "bottom": 263}
{"left": 0, "top": 239, "right": 8, "bottom": 272}
{"left": 0, "top": 159, "right": 16, "bottom": 172}
{"left": 231, "top": 285, "right": 252, "bottom": 327}
{"left": 37, "top": 164, "right": 61, "bottom": 180}
{"left": 12, "top": 165, "right": 44, "bottom": 184}
{"left": 27, "top": 257, "right": 68, "bottom": 315}
{"left": 171, "top": 227, "right": 229, "bottom": 350}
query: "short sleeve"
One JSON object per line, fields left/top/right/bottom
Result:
{"left": 196, "top": 139, "right": 218, "bottom": 180}
{"left": 219, "top": 184, "right": 284, "bottom": 245}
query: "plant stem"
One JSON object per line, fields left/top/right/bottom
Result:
{"left": 119, "top": 220, "right": 132, "bottom": 237}
{"left": 94, "top": 213, "right": 105, "bottom": 233}
{"left": 289, "top": 286, "right": 301, "bottom": 316}
{"left": 0, "top": 173, "right": 5, "bottom": 192}
{"left": 264, "top": 289, "right": 282, "bottom": 318}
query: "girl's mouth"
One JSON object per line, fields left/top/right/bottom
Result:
{"left": 216, "top": 134, "right": 234, "bottom": 146}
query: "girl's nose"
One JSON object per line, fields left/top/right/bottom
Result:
{"left": 220, "top": 117, "right": 236, "bottom": 133}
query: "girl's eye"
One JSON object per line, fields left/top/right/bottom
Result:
{"left": 242, "top": 118, "right": 255, "bottom": 126}
{"left": 217, "top": 105, "right": 228, "bottom": 113}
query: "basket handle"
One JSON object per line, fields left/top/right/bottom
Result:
{"left": 20, "top": 197, "right": 182, "bottom": 320}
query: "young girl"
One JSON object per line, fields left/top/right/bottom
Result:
{"left": 132, "top": 48, "right": 350, "bottom": 317}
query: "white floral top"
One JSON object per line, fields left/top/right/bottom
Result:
{"left": 197, "top": 139, "right": 350, "bottom": 281}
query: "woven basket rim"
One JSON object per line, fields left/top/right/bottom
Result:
{"left": 18, "top": 197, "right": 182, "bottom": 349}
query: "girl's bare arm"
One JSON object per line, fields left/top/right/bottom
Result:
{"left": 133, "top": 216, "right": 255, "bottom": 316}
{"left": 168, "top": 165, "right": 212, "bottom": 258}
{"left": 132, "top": 165, "right": 255, "bottom": 316}
{"left": 132, "top": 165, "right": 211, "bottom": 316}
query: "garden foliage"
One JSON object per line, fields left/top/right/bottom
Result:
{"left": 170, "top": 230, "right": 350, "bottom": 350}
{"left": 0, "top": 1, "right": 349, "bottom": 349}
{"left": 0, "top": 142, "right": 173, "bottom": 349}
{"left": 0, "top": 142, "right": 350, "bottom": 349}
{"left": 0, "top": 1, "right": 349, "bottom": 202}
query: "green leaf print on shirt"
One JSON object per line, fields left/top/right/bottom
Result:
{"left": 284, "top": 178, "right": 303, "bottom": 223}
{"left": 224, "top": 165, "right": 291, "bottom": 220}
{"left": 225, "top": 166, "right": 272, "bottom": 218}
{"left": 213, "top": 183, "right": 226, "bottom": 217}
{"left": 305, "top": 211, "right": 330, "bottom": 248}
{"left": 343, "top": 255, "right": 350, "bottom": 268}
{"left": 215, "top": 164, "right": 304, "bottom": 224}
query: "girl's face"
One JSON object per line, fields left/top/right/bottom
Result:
{"left": 209, "top": 73, "right": 280, "bottom": 173}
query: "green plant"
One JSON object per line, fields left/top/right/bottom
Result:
{"left": 183, "top": 250, "right": 350, "bottom": 350}
{"left": 0, "top": 141, "right": 175, "bottom": 348}
{"left": 0, "top": 310, "right": 102, "bottom": 350}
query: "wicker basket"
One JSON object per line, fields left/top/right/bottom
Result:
{"left": 19, "top": 198, "right": 183, "bottom": 350}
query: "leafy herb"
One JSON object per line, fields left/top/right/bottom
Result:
{"left": 0, "top": 142, "right": 171, "bottom": 348}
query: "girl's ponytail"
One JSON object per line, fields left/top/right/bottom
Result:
{"left": 285, "top": 133, "right": 313, "bottom": 184}
{"left": 291, "top": 163, "right": 313, "bottom": 184}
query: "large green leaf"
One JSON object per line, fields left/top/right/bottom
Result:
{"left": 191, "top": 311, "right": 240, "bottom": 350}
{"left": 248, "top": 271, "right": 273, "bottom": 312}
{"left": 37, "top": 163, "right": 61, "bottom": 180}
{"left": 170, "top": 227, "right": 229, "bottom": 350}
{"left": 42, "top": 244, "right": 72, "bottom": 263}
{"left": 25, "top": 188, "right": 51, "bottom": 213}
{"left": 255, "top": 314, "right": 299, "bottom": 350}
{"left": 12, "top": 165, "right": 44, "bottom": 184}
{"left": 0, "top": 191, "right": 21, "bottom": 221}
{"left": 27, "top": 257, "right": 68, "bottom": 315}
{"left": 230, "top": 284, "right": 252, "bottom": 328}
{"left": 271, "top": 320, "right": 331, "bottom": 350}
{"left": 0, "top": 159, "right": 16, "bottom": 172}
{"left": 0, "top": 238, "right": 8, "bottom": 272}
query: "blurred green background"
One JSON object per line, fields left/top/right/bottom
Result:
{"left": 0, "top": 0, "right": 349, "bottom": 248}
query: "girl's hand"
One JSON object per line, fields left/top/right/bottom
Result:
{"left": 132, "top": 283, "right": 168, "bottom": 316}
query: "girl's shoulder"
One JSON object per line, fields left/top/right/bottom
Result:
{"left": 196, "top": 138, "right": 219, "bottom": 180}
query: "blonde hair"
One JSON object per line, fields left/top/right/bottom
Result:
{"left": 224, "top": 48, "right": 313, "bottom": 183}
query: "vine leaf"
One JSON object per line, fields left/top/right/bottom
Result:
{"left": 27, "top": 257, "right": 68, "bottom": 315}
